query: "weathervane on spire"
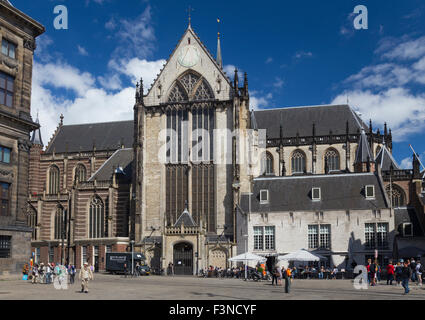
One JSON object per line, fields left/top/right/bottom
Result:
{"left": 187, "top": 6, "right": 194, "bottom": 27}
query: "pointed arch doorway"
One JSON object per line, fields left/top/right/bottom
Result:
{"left": 173, "top": 242, "right": 193, "bottom": 275}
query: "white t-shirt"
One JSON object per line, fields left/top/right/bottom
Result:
{"left": 416, "top": 264, "right": 422, "bottom": 275}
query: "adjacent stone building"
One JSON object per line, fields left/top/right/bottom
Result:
{"left": 0, "top": 0, "right": 44, "bottom": 275}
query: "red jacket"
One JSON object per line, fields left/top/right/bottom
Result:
{"left": 387, "top": 264, "right": 395, "bottom": 275}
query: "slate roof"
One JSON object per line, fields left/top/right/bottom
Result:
{"left": 174, "top": 207, "right": 197, "bottom": 227}
{"left": 375, "top": 144, "right": 400, "bottom": 170}
{"left": 240, "top": 173, "right": 388, "bottom": 213}
{"left": 88, "top": 148, "right": 133, "bottom": 182}
{"left": 394, "top": 208, "right": 424, "bottom": 237}
{"left": 355, "top": 129, "right": 373, "bottom": 163}
{"left": 46, "top": 120, "right": 133, "bottom": 154}
{"left": 252, "top": 104, "right": 368, "bottom": 139}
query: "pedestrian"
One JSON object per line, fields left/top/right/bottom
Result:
{"left": 369, "top": 260, "right": 376, "bottom": 286}
{"left": 318, "top": 266, "right": 324, "bottom": 279}
{"left": 386, "top": 261, "right": 395, "bottom": 285}
{"left": 31, "top": 265, "right": 38, "bottom": 284}
{"left": 416, "top": 260, "right": 422, "bottom": 287}
{"left": 283, "top": 267, "right": 291, "bottom": 293}
{"left": 395, "top": 260, "right": 403, "bottom": 286}
{"left": 79, "top": 262, "right": 93, "bottom": 293}
{"left": 69, "top": 264, "right": 76, "bottom": 284}
{"left": 271, "top": 265, "right": 279, "bottom": 286}
{"left": 401, "top": 260, "right": 412, "bottom": 294}
{"left": 376, "top": 262, "right": 381, "bottom": 284}
{"left": 123, "top": 263, "right": 128, "bottom": 277}
{"left": 45, "top": 263, "right": 52, "bottom": 284}
{"left": 410, "top": 258, "right": 417, "bottom": 283}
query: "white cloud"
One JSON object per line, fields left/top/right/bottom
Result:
{"left": 250, "top": 91, "right": 273, "bottom": 111}
{"left": 294, "top": 51, "right": 313, "bottom": 60}
{"left": 265, "top": 57, "right": 273, "bottom": 64}
{"left": 77, "top": 45, "right": 89, "bottom": 56}
{"left": 333, "top": 35, "right": 425, "bottom": 142}
{"left": 273, "top": 77, "right": 284, "bottom": 89}
{"left": 109, "top": 58, "right": 166, "bottom": 92}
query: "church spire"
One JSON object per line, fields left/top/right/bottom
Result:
{"left": 216, "top": 18, "right": 222, "bottom": 68}
{"left": 31, "top": 111, "right": 43, "bottom": 147}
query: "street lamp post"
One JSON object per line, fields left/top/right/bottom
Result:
{"left": 243, "top": 234, "right": 248, "bottom": 280}
{"left": 131, "top": 240, "right": 135, "bottom": 276}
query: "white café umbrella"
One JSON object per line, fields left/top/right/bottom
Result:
{"left": 228, "top": 252, "right": 266, "bottom": 280}
{"left": 278, "top": 249, "right": 327, "bottom": 262}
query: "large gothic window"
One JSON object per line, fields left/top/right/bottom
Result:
{"left": 54, "top": 206, "right": 64, "bottom": 240}
{"left": 325, "top": 148, "right": 340, "bottom": 172}
{"left": 261, "top": 152, "right": 274, "bottom": 175}
{"left": 291, "top": 150, "right": 306, "bottom": 174}
{"left": 27, "top": 207, "right": 37, "bottom": 240}
{"left": 167, "top": 72, "right": 214, "bottom": 103}
{"left": 386, "top": 184, "right": 406, "bottom": 208}
{"left": 89, "top": 196, "right": 106, "bottom": 239}
{"left": 75, "top": 164, "right": 87, "bottom": 183}
{"left": 48, "top": 165, "right": 60, "bottom": 194}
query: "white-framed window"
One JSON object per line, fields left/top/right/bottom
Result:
{"left": 308, "top": 224, "right": 331, "bottom": 249}
{"left": 312, "top": 187, "right": 321, "bottom": 201}
{"left": 308, "top": 225, "right": 318, "bottom": 249}
{"left": 403, "top": 223, "right": 413, "bottom": 237}
{"left": 365, "top": 185, "right": 375, "bottom": 199}
{"left": 365, "top": 223, "right": 389, "bottom": 249}
{"left": 253, "top": 226, "right": 263, "bottom": 250}
{"left": 260, "top": 190, "right": 269, "bottom": 204}
{"left": 253, "top": 226, "right": 275, "bottom": 251}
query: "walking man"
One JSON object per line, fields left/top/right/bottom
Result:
{"left": 79, "top": 262, "right": 94, "bottom": 293}
{"left": 271, "top": 265, "right": 278, "bottom": 286}
{"left": 283, "top": 267, "right": 291, "bottom": 293}
{"left": 401, "top": 261, "right": 412, "bottom": 295}
{"left": 416, "top": 260, "right": 423, "bottom": 287}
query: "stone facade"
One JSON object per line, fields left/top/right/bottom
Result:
{"left": 0, "top": 1, "right": 44, "bottom": 275}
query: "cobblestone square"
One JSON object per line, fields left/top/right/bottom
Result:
{"left": 0, "top": 274, "right": 424, "bottom": 300}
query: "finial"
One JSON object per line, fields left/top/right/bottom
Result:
{"left": 187, "top": 6, "right": 194, "bottom": 27}
{"left": 60, "top": 114, "right": 64, "bottom": 126}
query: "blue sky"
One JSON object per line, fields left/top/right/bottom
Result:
{"left": 12, "top": 0, "right": 425, "bottom": 169}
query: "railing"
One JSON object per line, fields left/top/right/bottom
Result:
{"left": 165, "top": 225, "right": 201, "bottom": 235}
{"left": 77, "top": 181, "right": 111, "bottom": 189}
{"left": 382, "top": 169, "right": 413, "bottom": 181}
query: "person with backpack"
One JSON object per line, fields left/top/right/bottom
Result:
{"left": 410, "top": 258, "right": 417, "bottom": 283}
{"left": 369, "top": 260, "right": 377, "bottom": 286}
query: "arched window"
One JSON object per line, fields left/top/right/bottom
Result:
{"left": 375, "top": 146, "right": 382, "bottom": 158}
{"left": 27, "top": 208, "right": 37, "bottom": 240}
{"left": 167, "top": 72, "right": 214, "bottom": 103}
{"left": 75, "top": 164, "right": 87, "bottom": 183}
{"left": 261, "top": 152, "right": 274, "bottom": 175}
{"left": 48, "top": 165, "right": 60, "bottom": 194}
{"left": 291, "top": 150, "right": 306, "bottom": 174}
{"left": 54, "top": 206, "right": 64, "bottom": 240}
{"left": 89, "top": 196, "right": 106, "bottom": 239}
{"left": 325, "top": 148, "right": 340, "bottom": 172}
{"left": 386, "top": 184, "right": 406, "bottom": 208}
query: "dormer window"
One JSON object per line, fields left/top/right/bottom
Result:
{"left": 1, "top": 39, "right": 16, "bottom": 59}
{"left": 260, "top": 190, "right": 269, "bottom": 204}
{"left": 312, "top": 187, "right": 321, "bottom": 201}
{"left": 403, "top": 223, "right": 413, "bottom": 237}
{"left": 365, "top": 185, "right": 375, "bottom": 199}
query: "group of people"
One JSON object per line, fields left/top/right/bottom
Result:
{"left": 271, "top": 265, "right": 292, "bottom": 293}
{"left": 381, "top": 258, "right": 423, "bottom": 294}
{"left": 22, "top": 261, "right": 94, "bottom": 293}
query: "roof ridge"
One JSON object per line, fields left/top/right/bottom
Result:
{"left": 60, "top": 119, "right": 133, "bottom": 128}
{"left": 254, "top": 104, "right": 350, "bottom": 112}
